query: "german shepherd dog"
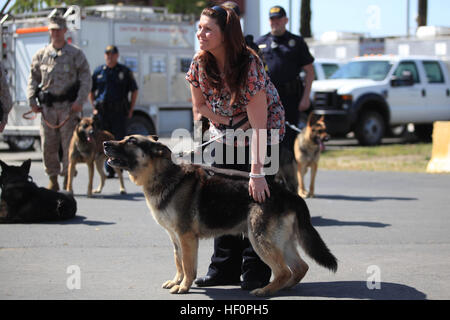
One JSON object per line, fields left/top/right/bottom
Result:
{"left": 294, "top": 114, "right": 330, "bottom": 198}
{"left": 103, "top": 135, "right": 337, "bottom": 296}
{"left": 66, "top": 117, "right": 126, "bottom": 197}
{"left": 0, "top": 159, "right": 76, "bottom": 223}
{"left": 276, "top": 114, "right": 329, "bottom": 198}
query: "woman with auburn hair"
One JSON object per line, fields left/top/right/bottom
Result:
{"left": 185, "top": 5, "right": 285, "bottom": 291}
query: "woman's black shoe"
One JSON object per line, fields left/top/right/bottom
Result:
{"left": 194, "top": 275, "right": 240, "bottom": 287}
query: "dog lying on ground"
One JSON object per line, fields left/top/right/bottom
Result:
{"left": 0, "top": 159, "right": 76, "bottom": 223}
{"left": 103, "top": 135, "right": 337, "bottom": 296}
{"left": 276, "top": 114, "right": 329, "bottom": 198}
{"left": 66, "top": 117, "right": 125, "bottom": 197}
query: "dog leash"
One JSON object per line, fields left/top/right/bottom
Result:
{"left": 285, "top": 121, "right": 303, "bottom": 133}
{"left": 176, "top": 116, "right": 249, "bottom": 159}
{"left": 23, "top": 109, "right": 72, "bottom": 130}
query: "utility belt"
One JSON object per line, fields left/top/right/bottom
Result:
{"left": 36, "top": 81, "right": 80, "bottom": 107}
{"left": 275, "top": 77, "right": 303, "bottom": 97}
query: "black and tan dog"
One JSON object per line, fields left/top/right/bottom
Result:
{"left": 66, "top": 117, "right": 125, "bottom": 197}
{"left": 275, "top": 114, "right": 330, "bottom": 198}
{"left": 0, "top": 159, "right": 76, "bottom": 223}
{"left": 103, "top": 135, "right": 337, "bottom": 296}
{"left": 294, "top": 114, "right": 330, "bottom": 198}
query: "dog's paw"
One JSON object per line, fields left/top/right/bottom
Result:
{"left": 93, "top": 188, "right": 102, "bottom": 194}
{"left": 120, "top": 189, "right": 126, "bottom": 195}
{"left": 162, "top": 280, "right": 179, "bottom": 289}
{"left": 298, "top": 190, "right": 308, "bottom": 198}
{"left": 169, "top": 285, "right": 190, "bottom": 294}
{"left": 250, "top": 287, "right": 270, "bottom": 297}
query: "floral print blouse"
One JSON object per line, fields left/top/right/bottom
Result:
{"left": 186, "top": 52, "right": 285, "bottom": 145}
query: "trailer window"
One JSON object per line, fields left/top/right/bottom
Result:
{"left": 123, "top": 56, "right": 138, "bottom": 73}
{"left": 179, "top": 58, "right": 192, "bottom": 73}
{"left": 150, "top": 56, "right": 166, "bottom": 73}
{"left": 422, "top": 61, "right": 444, "bottom": 83}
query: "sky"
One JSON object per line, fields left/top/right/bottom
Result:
{"left": 2, "top": 0, "right": 450, "bottom": 39}
{"left": 260, "top": 0, "right": 450, "bottom": 39}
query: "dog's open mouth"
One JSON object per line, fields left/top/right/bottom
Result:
{"left": 104, "top": 145, "right": 129, "bottom": 169}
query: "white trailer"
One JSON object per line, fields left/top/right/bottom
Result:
{"left": 1, "top": 5, "right": 196, "bottom": 150}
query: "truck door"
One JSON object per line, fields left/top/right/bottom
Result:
{"left": 421, "top": 60, "right": 450, "bottom": 121}
{"left": 388, "top": 61, "right": 424, "bottom": 123}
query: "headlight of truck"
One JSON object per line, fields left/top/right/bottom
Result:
{"left": 340, "top": 94, "right": 352, "bottom": 110}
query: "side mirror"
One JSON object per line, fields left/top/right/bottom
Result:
{"left": 390, "top": 70, "right": 414, "bottom": 87}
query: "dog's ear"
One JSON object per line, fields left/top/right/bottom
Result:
{"left": 0, "top": 159, "right": 7, "bottom": 171}
{"left": 306, "top": 112, "right": 316, "bottom": 126}
{"left": 150, "top": 143, "right": 170, "bottom": 157}
{"left": 21, "top": 159, "right": 32, "bottom": 174}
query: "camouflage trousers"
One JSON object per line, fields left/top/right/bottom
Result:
{"left": 40, "top": 102, "right": 79, "bottom": 177}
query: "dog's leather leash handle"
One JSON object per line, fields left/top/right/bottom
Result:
{"left": 23, "top": 110, "right": 72, "bottom": 130}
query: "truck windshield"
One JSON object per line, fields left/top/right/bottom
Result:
{"left": 330, "top": 60, "right": 392, "bottom": 81}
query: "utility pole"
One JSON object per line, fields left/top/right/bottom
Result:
{"left": 406, "top": 0, "right": 410, "bottom": 37}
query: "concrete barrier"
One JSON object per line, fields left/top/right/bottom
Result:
{"left": 426, "top": 121, "right": 450, "bottom": 173}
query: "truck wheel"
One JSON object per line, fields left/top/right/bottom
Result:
{"left": 355, "top": 111, "right": 385, "bottom": 146}
{"left": 414, "top": 124, "right": 432, "bottom": 142}
{"left": 6, "top": 136, "right": 36, "bottom": 151}
{"left": 126, "top": 115, "right": 155, "bottom": 136}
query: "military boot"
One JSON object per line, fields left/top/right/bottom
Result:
{"left": 48, "top": 175, "right": 59, "bottom": 191}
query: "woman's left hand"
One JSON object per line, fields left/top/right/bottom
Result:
{"left": 249, "top": 176, "right": 271, "bottom": 203}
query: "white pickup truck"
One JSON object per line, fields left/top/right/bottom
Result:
{"left": 311, "top": 55, "right": 450, "bottom": 145}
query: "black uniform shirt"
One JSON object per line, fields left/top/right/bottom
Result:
{"left": 256, "top": 31, "right": 314, "bottom": 87}
{"left": 91, "top": 63, "right": 138, "bottom": 104}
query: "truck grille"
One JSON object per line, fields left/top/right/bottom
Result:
{"left": 313, "top": 91, "right": 342, "bottom": 110}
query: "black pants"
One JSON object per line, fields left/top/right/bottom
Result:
{"left": 100, "top": 107, "right": 127, "bottom": 174}
{"left": 277, "top": 88, "right": 301, "bottom": 151}
{"left": 205, "top": 143, "right": 272, "bottom": 283}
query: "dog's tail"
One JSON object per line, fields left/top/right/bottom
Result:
{"left": 291, "top": 194, "right": 338, "bottom": 272}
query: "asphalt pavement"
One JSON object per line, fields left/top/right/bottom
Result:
{"left": 0, "top": 138, "right": 449, "bottom": 301}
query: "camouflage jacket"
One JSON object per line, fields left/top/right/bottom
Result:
{"left": 27, "top": 42, "right": 91, "bottom": 107}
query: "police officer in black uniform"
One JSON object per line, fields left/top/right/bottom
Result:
{"left": 256, "top": 6, "right": 315, "bottom": 150}
{"left": 89, "top": 45, "right": 138, "bottom": 177}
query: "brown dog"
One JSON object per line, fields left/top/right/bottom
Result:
{"left": 66, "top": 117, "right": 126, "bottom": 197}
{"left": 294, "top": 114, "right": 329, "bottom": 198}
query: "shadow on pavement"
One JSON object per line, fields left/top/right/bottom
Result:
{"left": 311, "top": 216, "right": 391, "bottom": 228}
{"left": 46, "top": 215, "right": 115, "bottom": 226}
{"left": 73, "top": 192, "right": 145, "bottom": 201}
{"left": 314, "top": 194, "right": 417, "bottom": 202}
{"left": 193, "top": 281, "right": 426, "bottom": 300}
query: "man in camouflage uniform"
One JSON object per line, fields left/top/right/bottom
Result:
{"left": 27, "top": 16, "right": 91, "bottom": 191}
{"left": 0, "top": 61, "right": 13, "bottom": 133}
